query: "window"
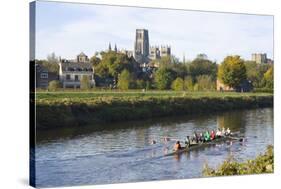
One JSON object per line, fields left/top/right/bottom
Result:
{"left": 40, "top": 73, "right": 48, "bottom": 79}
{"left": 66, "top": 74, "right": 71, "bottom": 80}
{"left": 75, "top": 75, "right": 79, "bottom": 81}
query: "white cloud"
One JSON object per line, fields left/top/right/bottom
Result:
{"left": 36, "top": 2, "right": 273, "bottom": 62}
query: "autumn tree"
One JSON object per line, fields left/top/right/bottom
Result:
{"left": 218, "top": 56, "right": 247, "bottom": 89}
{"left": 263, "top": 66, "right": 273, "bottom": 89}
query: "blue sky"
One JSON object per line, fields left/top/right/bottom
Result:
{"left": 35, "top": 1, "right": 274, "bottom": 62}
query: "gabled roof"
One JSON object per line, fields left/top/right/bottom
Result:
{"left": 78, "top": 52, "right": 87, "bottom": 56}
{"left": 60, "top": 62, "right": 93, "bottom": 72}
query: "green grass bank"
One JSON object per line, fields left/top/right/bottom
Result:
{"left": 35, "top": 92, "right": 273, "bottom": 130}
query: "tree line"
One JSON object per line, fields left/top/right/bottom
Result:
{"left": 36, "top": 52, "right": 273, "bottom": 91}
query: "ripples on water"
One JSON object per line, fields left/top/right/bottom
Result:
{"left": 35, "top": 108, "right": 273, "bottom": 187}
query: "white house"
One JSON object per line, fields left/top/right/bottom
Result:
{"left": 59, "top": 52, "right": 95, "bottom": 88}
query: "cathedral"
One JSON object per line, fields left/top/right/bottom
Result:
{"left": 133, "top": 29, "right": 171, "bottom": 67}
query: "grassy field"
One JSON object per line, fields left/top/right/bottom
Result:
{"left": 34, "top": 91, "right": 273, "bottom": 130}
{"left": 35, "top": 91, "right": 273, "bottom": 101}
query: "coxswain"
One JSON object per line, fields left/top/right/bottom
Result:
{"left": 174, "top": 141, "right": 182, "bottom": 151}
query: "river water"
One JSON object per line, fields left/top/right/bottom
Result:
{"left": 34, "top": 108, "right": 273, "bottom": 187}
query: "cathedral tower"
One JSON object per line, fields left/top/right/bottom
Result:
{"left": 134, "top": 29, "right": 149, "bottom": 58}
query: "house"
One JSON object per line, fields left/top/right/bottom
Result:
{"left": 216, "top": 79, "right": 253, "bottom": 92}
{"left": 59, "top": 53, "right": 95, "bottom": 88}
{"left": 216, "top": 79, "right": 234, "bottom": 91}
{"left": 35, "top": 64, "right": 58, "bottom": 88}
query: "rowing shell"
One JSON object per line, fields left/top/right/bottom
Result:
{"left": 164, "top": 135, "right": 241, "bottom": 156}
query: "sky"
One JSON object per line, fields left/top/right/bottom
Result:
{"left": 35, "top": 1, "right": 274, "bottom": 62}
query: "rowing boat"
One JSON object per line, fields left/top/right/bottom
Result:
{"left": 164, "top": 135, "right": 241, "bottom": 156}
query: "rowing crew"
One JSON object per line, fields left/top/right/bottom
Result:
{"left": 173, "top": 127, "right": 231, "bottom": 151}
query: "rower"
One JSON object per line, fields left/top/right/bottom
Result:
{"left": 210, "top": 130, "right": 216, "bottom": 140}
{"left": 174, "top": 141, "right": 181, "bottom": 151}
{"left": 226, "top": 128, "right": 231, "bottom": 136}
{"left": 216, "top": 128, "right": 222, "bottom": 138}
{"left": 199, "top": 133, "right": 204, "bottom": 143}
{"left": 185, "top": 136, "right": 191, "bottom": 148}
{"left": 193, "top": 132, "right": 199, "bottom": 143}
{"left": 222, "top": 127, "right": 226, "bottom": 135}
{"left": 204, "top": 130, "right": 211, "bottom": 142}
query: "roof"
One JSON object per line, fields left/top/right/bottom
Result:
{"left": 35, "top": 64, "right": 48, "bottom": 73}
{"left": 78, "top": 52, "right": 87, "bottom": 56}
{"left": 60, "top": 62, "right": 93, "bottom": 72}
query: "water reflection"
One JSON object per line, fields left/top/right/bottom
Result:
{"left": 217, "top": 110, "right": 247, "bottom": 133}
{"left": 35, "top": 108, "right": 273, "bottom": 187}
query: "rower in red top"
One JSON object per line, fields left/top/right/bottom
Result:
{"left": 210, "top": 130, "right": 216, "bottom": 140}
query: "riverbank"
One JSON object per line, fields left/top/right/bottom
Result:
{"left": 35, "top": 92, "right": 273, "bottom": 129}
{"left": 203, "top": 145, "right": 274, "bottom": 176}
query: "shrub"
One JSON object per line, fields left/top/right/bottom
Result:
{"left": 184, "top": 76, "right": 193, "bottom": 91}
{"left": 171, "top": 77, "right": 184, "bottom": 91}
{"left": 80, "top": 75, "right": 91, "bottom": 90}
{"left": 48, "top": 80, "right": 61, "bottom": 91}
{"left": 155, "top": 67, "right": 175, "bottom": 90}
{"left": 196, "top": 75, "right": 215, "bottom": 91}
{"left": 118, "top": 69, "right": 132, "bottom": 90}
{"left": 203, "top": 145, "right": 274, "bottom": 176}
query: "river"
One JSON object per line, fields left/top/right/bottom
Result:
{"left": 34, "top": 108, "right": 273, "bottom": 187}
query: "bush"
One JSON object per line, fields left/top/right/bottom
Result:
{"left": 155, "top": 67, "right": 175, "bottom": 90}
{"left": 135, "top": 79, "right": 146, "bottom": 89}
{"left": 48, "top": 80, "right": 61, "bottom": 91}
{"left": 203, "top": 145, "right": 274, "bottom": 176}
{"left": 80, "top": 75, "right": 91, "bottom": 90}
{"left": 118, "top": 69, "right": 132, "bottom": 90}
{"left": 196, "top": 75, "right": 215, "bottom": 91}
{"left": 184, "top": 76, "right": 193, "bottom": 91}
{"left": 171, "top": 77, "right": 184, "bottom": 91}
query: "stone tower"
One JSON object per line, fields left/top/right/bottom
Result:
{"left": 134, "top": 29, "right": 149, "bottom": 61}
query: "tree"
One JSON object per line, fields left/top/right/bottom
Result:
{"left": 90, "top": 55, "right": 101, "bottom": 66}
{"left": 184, "top": 76, "right": 193, "bottom": 91}
{"left": 135, "top": 79, "right": 146, "bottom": 89}
{"left": 80, "top": 75, "right": 91, "bottom": 90}
{"left": 48, "top": 80, "right": 61, "bottom": 91}
{"left": 94, "top": 51, "right": 138, "bottom": 80}
{"left": 118, "top": 69, "right": 132, "bottom": 90}
{"left": 245, "top": 61, "right": 271, "bottom": 88}
{"left": 36, "top": 60, "right": 59, "bottom": 74}
{"left": 189, "top": 58, "right": 217, "bottom": 80}
{"left": 196, "top": 53, "right": 208, "bottom": 60}
{"left": 171, "top": 77, "right": 184, "bottom": 91}
{"left": 196, "top": 75, "right": 215, "bottom": 91}
{"left": 154, "top": 67, "right": 175, "bottom": 90}
{"left": 47, "top": 52, "right": 59, "bottom": 64}
{"left": 218, "top": 56, "right": 247, "bottom": 89}
{"left": 263, "top": 66, "right": 273, "bottom": 89}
